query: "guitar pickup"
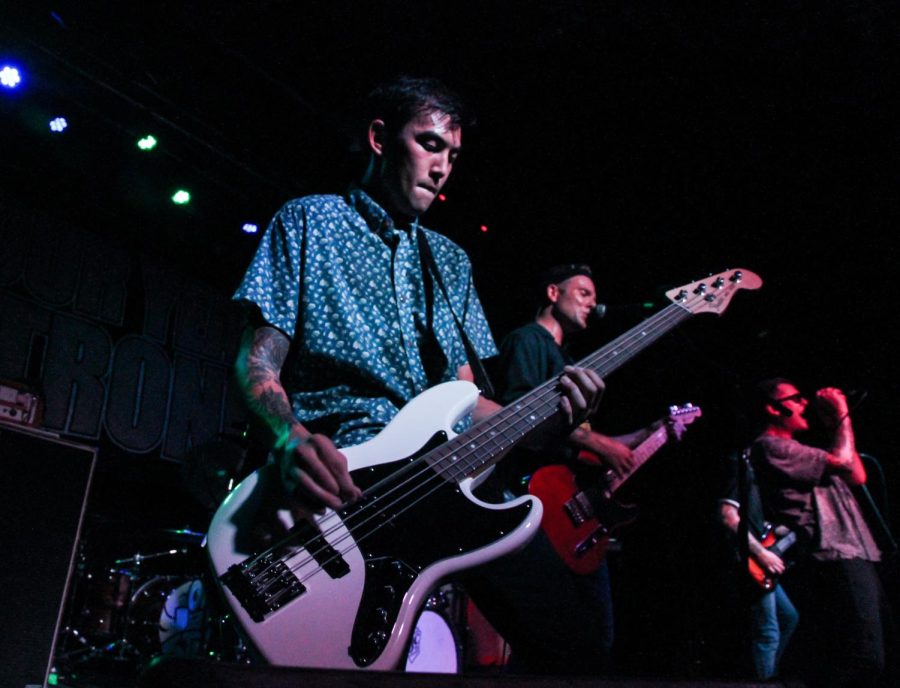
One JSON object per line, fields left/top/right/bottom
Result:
{"left": 305, "top": 533, "right": 351, "bottom": 578}
{"left": 221, "top": 553, "right": 306, "bottom": 622}
{"left": 564, "top": 491, "right": 594, "bottom": 526}
{"left": 290, "top": 520, "right": 351, "bottom": 579}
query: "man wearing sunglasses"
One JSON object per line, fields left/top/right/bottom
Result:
{"left": 751, "top": 378, "right": 888, "bottom": 687}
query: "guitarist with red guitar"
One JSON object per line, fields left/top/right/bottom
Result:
{"left": 717, "top": 446, "right": 799, "bottom": 681}
{"left": 471, "top": 263, "right": 692, "bottom": 675}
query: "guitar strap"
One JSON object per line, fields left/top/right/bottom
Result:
{"left": 736, "top": 446, "right": 752, "bottom": 567}
{"left": 416, "top": 229, "right": 495, "bottom": 400}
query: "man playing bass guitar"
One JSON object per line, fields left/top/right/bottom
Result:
{"left": 229, "top": 78, "right": 606, "bottom": 674}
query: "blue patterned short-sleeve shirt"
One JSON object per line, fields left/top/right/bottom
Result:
{"left": 234, "top": 186, "right": 497, "bottom": 448}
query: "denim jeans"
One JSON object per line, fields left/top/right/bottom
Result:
{"left": 749, "top": 584, "right": 799, "bottom": 679}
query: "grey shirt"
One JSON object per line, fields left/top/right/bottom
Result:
{"left": 753, "top": 435, "right": 880, "bottom": 562}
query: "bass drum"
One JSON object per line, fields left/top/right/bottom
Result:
{"left": 76, "top": 567, "right": 133, "bottom": 640}
{"left": 128, "top": 576, "right": 209, "bottom": 661}
{"left": 404, "top": 609, "right": 461, "bottom": 674}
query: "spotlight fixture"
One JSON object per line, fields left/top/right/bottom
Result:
{"left": 171, "top": 189, "right": 191, "bottom": 205}
{"left": 242, "top": 223, "right": 259, "bottom": 234}
{"left": 49, "top": 117, "right": 68, "bottom": 133}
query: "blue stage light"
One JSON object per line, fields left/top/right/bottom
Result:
{"left": 1, "top": 65, "right": 23, "bottom": 89}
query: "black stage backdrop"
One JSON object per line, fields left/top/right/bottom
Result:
{"left": 2, "top": 1, "right": 899, "bottom": 683}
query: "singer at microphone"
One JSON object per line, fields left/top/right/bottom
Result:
{"left": 749, "top": 377, "right": 887, "bottom": 685}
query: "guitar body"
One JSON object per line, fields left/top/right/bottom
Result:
{"left": 207, "top": 268, "right": 757, "bottom": 670}
{"left": 529, "top": 404, "right": 702, "bottom": 575}
{"left": 528, "top": 464, "right": 637, "bottom": 575}
{"left": 747, "top": 528, "right": 797, "bottom": 592}
{"left": 206, "top": 381, "right": 542, "bottom": 670}
{"left": 747, "top": 530, "right": 777, "bottom": 591}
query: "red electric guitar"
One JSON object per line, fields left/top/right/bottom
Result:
{"left": 528, "top": 404, "right": 702, "bottom": 574}
{"left": 748, "top": 524, "right": 797, "bottom": 591}
{"left": 206, "top": 269, "right": 758, "bottom": 669}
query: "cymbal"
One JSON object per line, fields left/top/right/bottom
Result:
{"left": 155, "top": 528, "right": 206, "bottom": 544}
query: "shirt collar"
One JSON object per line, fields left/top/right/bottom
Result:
{"left": 347, "top": 185, "right": 419, "bottom": 243}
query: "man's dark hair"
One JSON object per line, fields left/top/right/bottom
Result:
{"left": 748, "top": 377, "right": 795, "bottom": 423}
{"left": 534, "top": 263, "right": 594, "bottom": 307}
{"left": 363, "top": 75, "right": 474, "bottom": 135}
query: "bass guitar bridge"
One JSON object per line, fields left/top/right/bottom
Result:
{"left": 222, "top": 553, "right": 306, "bottom": 622}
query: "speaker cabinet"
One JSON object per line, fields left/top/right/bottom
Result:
{"left": 0, "top": 423, "right": 97, "bottom": 688}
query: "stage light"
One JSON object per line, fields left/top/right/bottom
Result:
{"left": 480, "top": 225, "right": 489, "bottom": 233}
{"left": 242, "top": 223, "right": 259, "bottom": 234}
{"left": 438, "top": 193, "right": 447, "bottom": 202}
{"left": 137, "top": 134, "right": 157, "bottom": 150}
{"left": 0, "top": 65, "right": 22, "bottom": 89}
{"left": 171, "top": 189, "right": 191, "bottom": 205}
{"left": 49, "top": 117, "right": 68, "bottom": 133}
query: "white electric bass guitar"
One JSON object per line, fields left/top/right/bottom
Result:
{"left": 207, "top": 268, "right": 761, "bottom": 670}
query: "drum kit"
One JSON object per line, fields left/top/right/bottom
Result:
{"left": 53, "top": 527, "right": 250, "bottom": 685}
{"left": 53, "top": 524, "right": 486, "bottom": 684}
{"left": 50, "top": 435, "right": 503, "bottom": 682}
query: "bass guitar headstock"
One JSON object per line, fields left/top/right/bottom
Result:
{"left": 665, "top": 269, "right": 762, "bottom": 316}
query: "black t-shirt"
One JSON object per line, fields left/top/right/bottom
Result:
{"left": 721, "top": 449, "right": 768, "bottom": 540}
{"left": 487, "top": 322, "right": 577, "bottom": 496}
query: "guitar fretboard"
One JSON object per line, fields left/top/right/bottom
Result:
{"left": 432, "top": 302, "right": 694, "bottom": 482}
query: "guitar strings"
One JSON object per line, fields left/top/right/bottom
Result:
{"left": 239, "top": 294, "right": 700, "bottom": 597}
{"left": 297, "top": 300, "right": 695, "bottom": 571}
{"left": 243, "top": 299, "right": 694, "bottom": 602}
{"left": 240, "top": 297, "right": 696, "bottom": 598}
{"left": 239, "top": 269, "right": 755, "bottom": 600}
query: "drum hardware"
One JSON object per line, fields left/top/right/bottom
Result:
{"left": 125, "top": 575, "right": 210, "bottom": 660}
{"left": 114, "top": 548, "right": 197, "bottom": 571}
{"left": 54, "top": 530, "right": 221, "bottom": 683}
{"left": 404, "top": 584, "right": 465, "bottom": 674}
{"left": 404, "top": 609, "right": 461, "bottom": 673}
{"left": 204, "top": 611, "right": 254, "bottom": 664}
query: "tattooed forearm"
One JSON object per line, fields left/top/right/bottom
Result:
{"left": 256, "top": 388, "right": 297, "bottom": 427}
{"left": 236, "top": 326, "right": 301, "bottom": 438}
{"left": 245, "top": 327, "right": 289, "bottom": 389}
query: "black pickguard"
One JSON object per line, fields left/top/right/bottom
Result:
{"left": 341, "top": 431, "right": 534, "bottom": 666}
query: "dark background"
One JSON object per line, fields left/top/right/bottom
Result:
{"left": 3, "top": 1, "right": 899, "bottom": 682}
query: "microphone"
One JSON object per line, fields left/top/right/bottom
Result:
{"left": 815, "top": 389, "right": 868, "bottom": 426}
{"left": 588, "top": 304, "right": 607, "bottom": 323}
{"left": 590, "top": 302, "right": 656, "bottom": 323}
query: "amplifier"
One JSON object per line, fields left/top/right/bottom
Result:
{"left": 0, "top": 424, "right": 97, "bottom": 688}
